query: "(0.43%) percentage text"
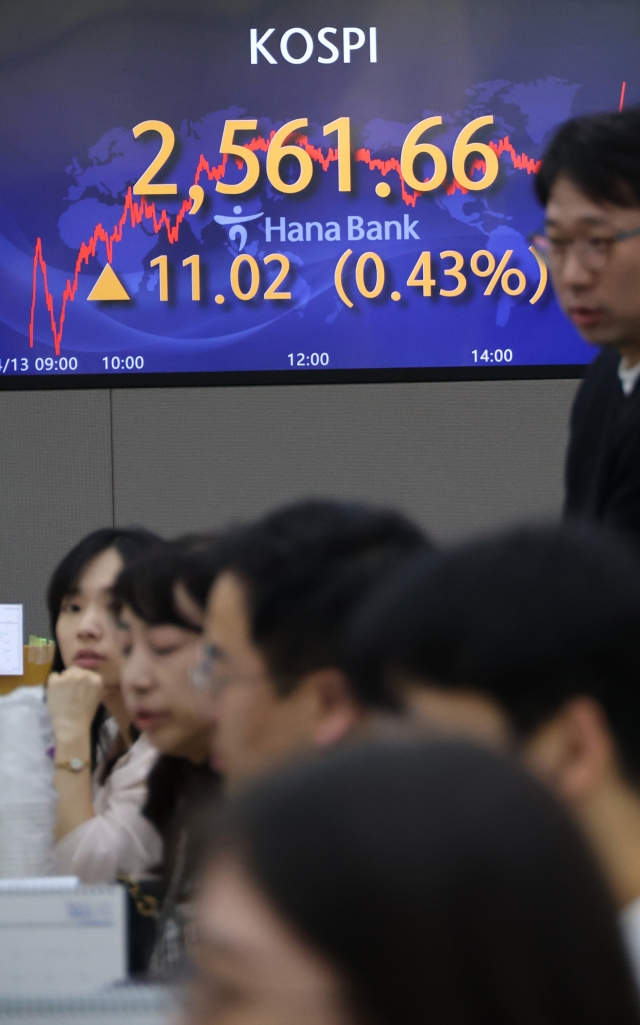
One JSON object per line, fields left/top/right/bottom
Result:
{"left": 334, "top": 246, "right": 548, "bottom": 307}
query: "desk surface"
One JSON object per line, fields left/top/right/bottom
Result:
{"left": 0, "top": 650, "right": 53, "bottom": 695}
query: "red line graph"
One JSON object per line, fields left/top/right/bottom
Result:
{"left": 30, "top": 132, "right": 541, "bottom": 354}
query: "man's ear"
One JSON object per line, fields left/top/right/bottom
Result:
{"left": 295, "top": 668, "right": 362, "bottom": 748}
{"left": 523, "top": 696, "right": 614, "bottom": 804}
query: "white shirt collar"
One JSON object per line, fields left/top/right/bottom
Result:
{"left": 618, "top": 357, "right": 640, "bottom": 397}
{"left": 620, "top": 895, "right": 640, "bottom": 990}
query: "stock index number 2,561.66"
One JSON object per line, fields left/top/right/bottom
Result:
{"left": 131, "top": 115, "right": 500, "bottom": 199}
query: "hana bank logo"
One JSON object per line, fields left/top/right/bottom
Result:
{"left": 251, "top": 27, "right": 377, "bottom": 65}
{"left": 214, "top": 205, "right": 263, "bottom": 251}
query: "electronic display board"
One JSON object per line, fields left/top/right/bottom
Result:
{"left": 0, "top": 0, "right": 636, "bottom": 387}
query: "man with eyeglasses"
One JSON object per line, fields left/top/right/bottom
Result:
{"left": 532, "top": 109, "right": 640, "bottom": 543}
{"left": 191, "top": 500, "right": 430, "bottom": 791}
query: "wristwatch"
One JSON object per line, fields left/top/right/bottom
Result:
{"left": 54, "top": 757, "right": 88, "bottom": 772}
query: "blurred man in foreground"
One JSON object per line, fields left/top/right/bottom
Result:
{"left": 534, "top": 110, "right": 640, "bottom": 541}
{"left": 189, "top": 740, "right": 640, "bottom": 1025}
{"left": 347, "top": 525, "right": 640, "bottom": 981}
{"left": 193, "top": 499, "right": 429, "bottom": 790}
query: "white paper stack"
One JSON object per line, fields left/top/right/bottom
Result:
{"left": 0, "top": 686, "right": 57, "bottom": 878}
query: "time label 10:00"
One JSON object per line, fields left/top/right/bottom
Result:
{"left": 102, "top": 356, "right": 145, "bottom": 370}
{"left": 132, "top": 115, "right": 501, "bottom": 198}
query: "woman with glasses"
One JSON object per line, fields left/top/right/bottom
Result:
{"left": 112, "top": 535, "right": 221, "bottom": 977}
{"left": 534, "top": 108, "right": 640, "bottom": 545}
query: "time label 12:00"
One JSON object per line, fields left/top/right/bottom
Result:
{"left": 288, "top": 352, "right": 329, "bottom": 366}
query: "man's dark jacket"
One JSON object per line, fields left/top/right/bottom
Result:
{"left": 565, "top": 346, "right": 640, "bottom": 544}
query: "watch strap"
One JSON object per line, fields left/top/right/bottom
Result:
{"left": 54, "top": 756, "right": 88, "bottom": 772}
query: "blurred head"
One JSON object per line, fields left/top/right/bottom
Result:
{"left": 174, "top": 532, "right": 224, "bottom": 619}
{"left": 201, "top": 500, "right": 428, "bottom": 788}
{"left": 347, "top": 525, "right": 640, "bottom": 901}
{"left": 113, "top": 538, "right": 215, "bottom": 763}
{"left": 535, "top": 109, "right": 640, "bottom": 353}
{"left": 190, "top": 741, "right": 640, "bottom": 1025}
{"left": 47, "top": 527, "right": 161, "bottom": 715}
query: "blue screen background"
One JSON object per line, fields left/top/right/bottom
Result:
{"left": 0, "top": 0, "right": 636, "bottom": 380}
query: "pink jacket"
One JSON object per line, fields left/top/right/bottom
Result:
{"left": 55, "top": 733, "right": 162, "bottom": 883}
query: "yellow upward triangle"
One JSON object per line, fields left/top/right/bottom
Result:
{"left": 87, "top": 263, "right": 130, "bottom": 301}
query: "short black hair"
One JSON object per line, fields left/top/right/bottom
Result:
{"left": 203, "top": 740, "right": 640, "bottom": 1025}
{"left": 347, "top": 525, "right": 640, "bottom": 784}
{"left": 536, "top": 108, "right": 640, "bottom": 207}
{"left": 176, "top": 533, "right": 222, "bottom": 610}
{"left": 209, "top": 499, "right": 429, "bottom": 694}
{"left": 47, "top": 527, "right": 163, "bottom": 666}
{"left": 112, "top": 534, "right": 218, "bottom": 632}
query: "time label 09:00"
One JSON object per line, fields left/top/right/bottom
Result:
{"left": 0, "top": 358, "right": 79, "bottom": 373}
{"left": 36, "top": 357, "right": 78, "bottom": 371}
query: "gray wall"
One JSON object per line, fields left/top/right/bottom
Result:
{"left": 0, "top": 390, "right": 114, "bottom": 639}
{"left": 1, "top": 379, "right": 579, "bottom": 637}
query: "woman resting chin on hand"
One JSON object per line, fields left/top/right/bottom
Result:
{"left": 46, "top": 528, "right": 163, "bottom": 883}
{"left": 47, "top": 666, "right": 104, "bottom": 841}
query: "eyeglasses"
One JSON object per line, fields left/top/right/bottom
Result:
{"left": 191, "top": 644, "right": 217, "bottom": 692}
{"left": 191, "top": 644, "right": 267, "bottom": 698}
{"left": 530, "top": 225, "right": 640, "bottom": 272}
